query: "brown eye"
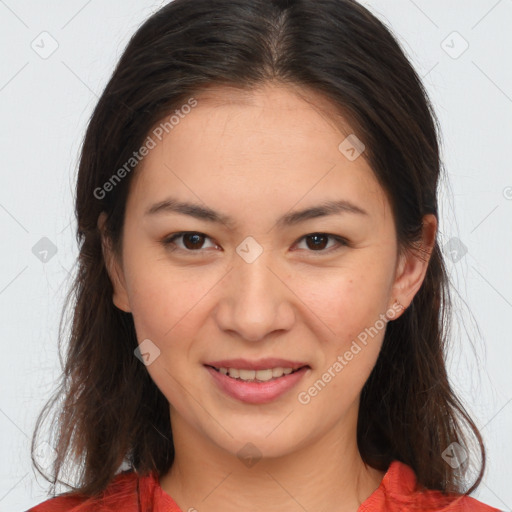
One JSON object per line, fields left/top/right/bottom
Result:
{"left": 305, "top": 234, "right": 329, "bottom": 250}
{"left": 182, "top": 233, "right": 206, "bottom": 250}
{"left": 295, "top": 233, "right": 348, "bottom": 254}
{"left": 162, "top": 232, "right": 217, "bottom": 252}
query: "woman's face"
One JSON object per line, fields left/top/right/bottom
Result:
{"left": 102, "top": 83, "right": 435, "bottom": 459}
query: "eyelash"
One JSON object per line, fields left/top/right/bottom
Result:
{"left": 161, "top": 231, "right": 349, "bottom": 256}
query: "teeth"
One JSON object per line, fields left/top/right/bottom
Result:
{"left": 272, "top": 367, "right": 284, "bottom": 378}
{"left": 216, "top": 366, "right": 299, "bottom": 381}
{"left": 254, "top": 369, "right": 273, "bottom": 381}
{"left": 238, "top": 369, "right": 256, "bottom": 380}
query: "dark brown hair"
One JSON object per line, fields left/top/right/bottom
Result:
{"left": 31, "top": 0, "right": 486, "bottom": 501}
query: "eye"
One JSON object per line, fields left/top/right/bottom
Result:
{"left": 294, "top": 233, "right": 348, "bottom": 253}
{"left": 161, "top": 231, "right": 348, "bottom": 255}
{"left": 161, "top": 232, "right": 218, "bottom": 253}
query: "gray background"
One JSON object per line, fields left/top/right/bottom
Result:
{"left": 0, "top": 0, "right": 510, "bottom": 510}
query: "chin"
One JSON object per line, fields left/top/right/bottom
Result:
{"left": 210, "top": 421, "right": 307, "bottom": 461}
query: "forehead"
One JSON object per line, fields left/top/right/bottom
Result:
{"left": 128, "top": 83, "right": 390, "bottom": 223}
{"left": 183, "top": 82, "right": 358, "bottom": 144}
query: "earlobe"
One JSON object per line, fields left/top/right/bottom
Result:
{"left": 390, "top": 214, "right": 437, "bottom": 316}
{"left": 97, "top": 212, "right": 132, "bottom": 313}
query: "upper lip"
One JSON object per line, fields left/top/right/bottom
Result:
{"left": 205, "top": 358, "right": 310, "bottom": 371}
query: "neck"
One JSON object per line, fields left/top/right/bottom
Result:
{"left": 159, "top": 407, "right": 385, "bottom": 512}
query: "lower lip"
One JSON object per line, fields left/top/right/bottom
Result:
{"left": 205, "top": 365, "right": 309, "bottom": 404}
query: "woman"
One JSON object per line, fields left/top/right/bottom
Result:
{"left": 28, "top": 0, "right": 500, "bottom": 510}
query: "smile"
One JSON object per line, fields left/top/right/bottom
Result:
{"left": 205, "top": 364, "right": 310, "bottom": 404}
{"left": 208, "top": 365, "right": 304, "bottom": 382}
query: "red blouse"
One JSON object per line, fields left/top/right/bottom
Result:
{"left": 27, "top": 460, "right": 501, "bottom": 511}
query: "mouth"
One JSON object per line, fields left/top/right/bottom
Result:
{"left": 205, "top": 364, "right": 309, "bottom": 383}
{"left": 204, "top": 363, "right": 311, "bottom": 404}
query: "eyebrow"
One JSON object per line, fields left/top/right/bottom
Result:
{"left": 145, "top": 197, "right": 369, "bottom": 228}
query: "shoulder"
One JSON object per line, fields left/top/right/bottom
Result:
{"left": 360, "top": 461, "right": 502, "bottom": 512}
{"left": 26, "top": 470, "right": 142, "bottom": 512}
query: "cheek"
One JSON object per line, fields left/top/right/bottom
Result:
{"left": 124, "top": 255, "right": 223, "bottom": 345}
{"left": 292, "top": 262, "right": 392, "bottom": 344}
{"left": 122, "top": 253, "right": 183, "bottom": 341}
{"left": 126, "top": 272, "right": 170, "bottom": 339}
{"left": 294, "top": 270, "right": 389, "bottom": 411}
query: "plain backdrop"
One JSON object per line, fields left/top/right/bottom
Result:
{"left": 0, "top": 1, "right": 511, "bottom": 510}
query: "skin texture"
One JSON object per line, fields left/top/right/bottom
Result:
{"left": 100, "top": 83, "right": 437, "bottom": 512}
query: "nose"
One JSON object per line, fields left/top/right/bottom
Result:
{"left": 214, "top": 250, "right": 295, "bottom": 342}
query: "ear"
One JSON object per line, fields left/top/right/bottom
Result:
{"left": 389, "top": 213, "right": 437, "bottom": 318}
{"left": 97, "top": 212, "right": 131, "bottom": 313}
